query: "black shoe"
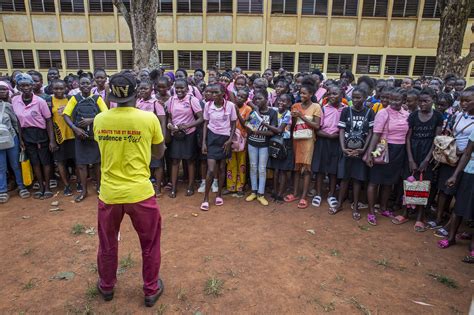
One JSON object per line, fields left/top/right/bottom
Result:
{"left": 144, "top": 279, "right": 164, "bottom": 307}
{"left": 63, "top": 186, "right": 73, "bottom": 196}
{"left": 97, "top": 282, "right": 114, "bottom": 301}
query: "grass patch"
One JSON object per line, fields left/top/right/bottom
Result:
{"left": 203, "top": 255, "right": 213, "bottom": 262}
{"left": 155, "top": 303, "right": 168, "bottom": 315}
{"left": 204, "top": 277, "right": 224, "bottom": 297}
{"left": 350, "top": 297, "right": 371, "bottom": 315}
{"left": 22, "top": 278, "right": 37, "bottom": 290}
{"left": 117, "top": 253, "right": 135, "bottom": 274}
{"left": 427, "top": 273, "right": 459, "bottom": 289}
{"left": 311, "top": 298, "right": 336, "bottom": 312}
{"left": 71, "top": 223, "right": 85, "bottom": 235}
{"left": 85, "top": 283, "right": 99, "bottom": 300}
{"left": 330, "top": 249, "right": 341, "bottom": 257}
{"left": 89, "top": 263, "right": 98, "bottom": 273}
{"left": 21, "top": 248, "right": 33, "bottom": 256}
{"left": 375, "top": 258, "right": 390, "bottom": 268}
{"left": 358, "top": 225, "right": 370, "bottom": 231}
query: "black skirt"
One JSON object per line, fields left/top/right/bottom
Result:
{"left": 268, "top": 139, "right": 295, "bottom": 171}
{"left": 25, "top": 141, "right": 52, "bottom": 166}
{"left": 454, "top": 173, "right": 474, "bottom": 220}
{"left": 169, "top": 131, "right": 197, "bottom": 160}
{"left": 75, "top": 138, "right": 100, "bottom": 165}
{"left": 206, "top": 129, "right": 231, "bottom": 160}
{"left": 337, "top": 155, "right": 368, "bottom": 181}
{"left": 437, "top": 164, "right": 458, "bottom": 196}
{"left": 369, "top": 143, "right": 406, "bottom": 185}
{"left": 54, "top": 139, "right": 75, "bottom": 162}
{"left": 311, "top": 137, "right": 341, "bottom": 175}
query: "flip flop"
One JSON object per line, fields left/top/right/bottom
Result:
{"left": 414, "top": 221, "right": 427, "bottom": 232}
{"left": 311, "top": 195, "right": 322, "bottom": 207}
{"left": 352, "top": 211, "right": 361, "bottom": 221}
{"left": 284, "top": 194, "right": 298, "bottom": 203}
{"left": 43, "top": 191, "right": 54, "bottom": 199}
{"left": 380, "top": 210, "right": 395, "bottom": 218}
{"left": 456, "top": 232, "right": 472, "bottom": 240}
{"left": 327, "top": 196, "right": 338, "bottom": 208}
{"left": 33, "top": 191, "right": 43, "bottom": 199}
{"left": 391, "top": 215, "right": 409, "bottom": 225}
{"left": 18, "top": 189, "right": 30, "bottom": 199}
{"left": 168, "top": 190, "right": 177, "bottom": 199}
{"left": 328, "top": 207, "right": 341, "bottom": 215}
{"left": 437, "top": 239, "right": 455, "bottom": 249}
{"left": 0, "top": 193, "right": 9, "bottom": 203}
{"left": 462, "top": 251, "right": 474, "bottom": 264}
{"left": 434, "top": 227, "right": 449, "bottom": 238}
{"left": 426, "top": 220, "right": 442, "bottom": 229}
{"left": 215, "top": 197, "right": 224, "bottom": 206}
{"left": 367, "top": 214, "right": 377, "bottom": 226}
{"left": 200, "top": 202, "right": 209, "bottom": 211}
{"left": 297, "top": 199, "right": 308, "bottom": 209}
{"left": 185, "top": 189, "right": 194, "bottom": 197}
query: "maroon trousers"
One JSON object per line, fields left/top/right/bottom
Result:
{"left": 97, "top": 196, "right": 161, "bottom": 296}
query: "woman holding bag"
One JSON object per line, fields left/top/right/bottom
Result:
{"left": 365, "top": 87, "right": 409, "bottom": 226}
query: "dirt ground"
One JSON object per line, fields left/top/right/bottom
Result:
{"left": 0, "top": 183, "right": 473, "bottom": 315}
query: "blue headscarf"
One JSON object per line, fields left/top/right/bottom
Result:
{"left": 15, "top": 73, "right": 34, "bottom": 85}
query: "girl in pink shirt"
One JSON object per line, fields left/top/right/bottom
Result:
{"left": 366, "top": 87, "right": 409, "bottom": 226}
{"left": 13, "top": 73, "right": 57, "bottom": 199}
{"left": 311, "top": 86, "right": 346, "bottom": 211}
{"left": 174, "top": 69, "right": 203, "bottom": 101}
{"left": 200, "top": 83, "right": 237, "bottom": 211}
{"left": 165, "top": 79, "right": 204, "bottom": 198}
{"left": 91, "top": 69, "right": 109, "bottom": 104}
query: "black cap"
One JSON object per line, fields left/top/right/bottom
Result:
{"left": 108, "top": 71, "right": 137, "bottom": 103}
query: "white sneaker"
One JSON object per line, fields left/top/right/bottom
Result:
{"left": 212, "top": 179, "right": 218, "bottom": 193}
{"left": 197, "top": 180, "right": 206, "bottom": 193}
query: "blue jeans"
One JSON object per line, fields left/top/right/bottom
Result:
{"left": 0, "top": 136, "right": 24, "bottom": 193}
{"left": 248, "top": 144, "right": 269, "bottom": 195}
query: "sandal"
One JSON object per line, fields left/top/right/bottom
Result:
{"left": 33, "top": 191, "right": 43, "bottom": 199}
{"left": 297, "top": 199, "right": 308, "bottom": 209}
{"left": 311, "top": 195, "right": 322, "bottom": 207}
{"left": 426, "top": 220, "right": 442, "bottom": 229}
{"left": 43, "top": 191, "right": 54, "bottom": 199}
{"left": 367, "top": 214, "right": 377, "bottom": 226}
{"left": 327, "top": 196, "right": 338, "bottom": 208}
{"left": 307, "top": 188, "right": 316, "bottom": 198}
{"left": 164, "top": 182, "right": 172, "bottom": 191}
{"left": 284, "top": 194, "right": 298, "bottom": 203}
{"left": 49, "top": 179, "right": 58, "bottom": 189}
{"left": 391, "top": 215, "right": 409, "bottom": 225}
{"left": 352, "top": 211, "right": 361, "bottom": 221}
{"left": 200, "top": 201, "right": 209, "bottom": 211}
{"left": 456, "top": 232, "right": 472, "bottom": 240}
{"left": 168, "top": 190, "right": 177, "bottom": 199}
{"left": 434, "top": 227, "right": 449, "bottom": 238}
{"left": 414, "top": 221, "right": 427, "bottom": 232}
{"left": 215, "top": 197, "right": 224, "bottom": 206}
{"left": 328, "top": 207, "right": 341, "bottom": 215}
{"left": 462, "top": 251, "right": 474, "bottom": 264}
{"left": 74, "top": 194, "right": 86, "bottom": 203}
{"left": 380, "top": 210, "right": 394, "bottom": 218}
{"left": 33, "top": 182, "right": 40, "bottom": 190}
{"left": 437, "top": 239, "right": 455, "bottom": 249}
{"left": 351, "top": 202, "right": 368, "bottom": 210}
{"left": 0, "top": 192, "right": 9, "bottom": 203}
{"left": 275, "top": 196, "right": 284, "bottom": 204}
{"left": 18, "top": 189, "right": 30, "bottom": 199}
{"left": 185, "top": 189, "right": 194, "bottom": 197}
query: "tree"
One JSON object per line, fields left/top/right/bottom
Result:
{"left": 113, "top": 0, "right": 160, "bottom": 71}
{"left": 434, "top": 0, "right": 474, "bottom": 78}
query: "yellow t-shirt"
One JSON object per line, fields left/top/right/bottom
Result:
{"left": 63, "top": 94, "right": 108, "bottom": 117}
{"left": 51, "top": 96, "right": 75, "bottom": 143}
{"left": 93, "top": 107, "right": 164, "bottom": 204}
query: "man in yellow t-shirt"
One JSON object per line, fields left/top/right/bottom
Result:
{"left": 93, "top": 72, "right": 165, "bottom": 307}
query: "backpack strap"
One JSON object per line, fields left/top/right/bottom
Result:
{"left": 0, "top": 101, "right": 5, "bottom": 120}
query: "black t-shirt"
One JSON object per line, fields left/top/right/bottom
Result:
{"left": 408, "top": 110, "right": 443, "bottom": 140}
{"left": 338, "top": 106, "right": 375, "bottom": 141}
{"left": 247, "top": 108, "right": 278, "bottom": 147}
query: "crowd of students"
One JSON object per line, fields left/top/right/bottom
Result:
{"left": 0, "top": 66, "right": 473, "bottom": 263}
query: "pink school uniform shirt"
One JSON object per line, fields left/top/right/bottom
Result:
{"left": 315, "top": 87, "right": 327, "bottom": 103}
{"left": 91, "top": 87, "right": 106, "bottom": 100}
{"left": 269, "top": 90, "right": 278, "bottom": 107}
{"left": 12, "top": 94, "right": 51, "bottom": 129}
{"left": 165, "top": 95, "right": 202, "bottom": 134}
{"left": 203, "top": 100, "right": 237, "bottom": 136}
{"left": 373, "top": 106, "right": 409, "bottom": 144}
{"left": 320, "top": 104, "right": 346, "bottom": 135}
{"left": 136, "top": 97, "right": 165, "bottom": 116}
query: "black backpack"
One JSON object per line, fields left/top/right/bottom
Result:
{"left": 72, "top": 94, "right": 99, "bottom": 140}
{"left": 269, "top": 135, "right": 287, "bottom": 160}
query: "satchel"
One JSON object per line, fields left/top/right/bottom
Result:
{"left": 363, "top": 110, "right": 390, "bottom": 165}
{"left": 231, "top": 128, "right": 246, "bottom": 152}
{"left": 293, "top": 117, "right": 313, "bottom": 139}
{"left": 269, "top": 135, "right": 287, "bottom": 160}
{"left": 403, "top": 173, "right": 431, "bottom": 206}
{"left": 345, "top": 107, "right": 370, "bottom": 150}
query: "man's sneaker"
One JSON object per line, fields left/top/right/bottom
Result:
{"left": 211, "top": 179, "right": 218, "bottom": 193}
{"left": 76, "top": 183, "right": 83, "bottom": 193}
{"left": 97, "top": 282, "right": 114, "bottom": 301}
{"left": 63, "top": 186, "right": 73, "bottom": 196}
{"left": 257, "top": 195, "right": 269, "bottom": 206}
{"left": 145, "top": 279, "right": 164, "bottom": 307}
{"left": 246, "top": 193, "right": 257, "bottom": 202}
{"left": 197, "top": 180, "right": 206, "bottom": 193}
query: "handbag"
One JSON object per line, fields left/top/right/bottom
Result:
{"left": 403, "top": 173, "right": 431, "bottom": 206}
{"left": 231, "top": 128, "right": 246, "bottom": 152}
{"left": 293, "top": 117, "right": 313, "bottom": 139}
{"left": 269, "top": 135, "right": 287, "bottom": 160}
{"left": 19, "top": 150, "right": 33, "bottom": 187}
{"left": 0, "top": 101, "right": 14, "bottom": 150}
{"left": 363, "top": 110, "right": 390, "bottom": 165}
{"left": 345, "top": 107, "right": 370, "bottom": 150}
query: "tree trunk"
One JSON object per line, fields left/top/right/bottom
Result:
{"left": 434, "top": 0, "right": 473, "bottom": 78}
{"left": 113, "top": 0, "right": 160, "bottom": 71}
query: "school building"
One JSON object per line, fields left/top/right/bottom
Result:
{"left": 0, "top": 0, "right": 473, "bottom": 81}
